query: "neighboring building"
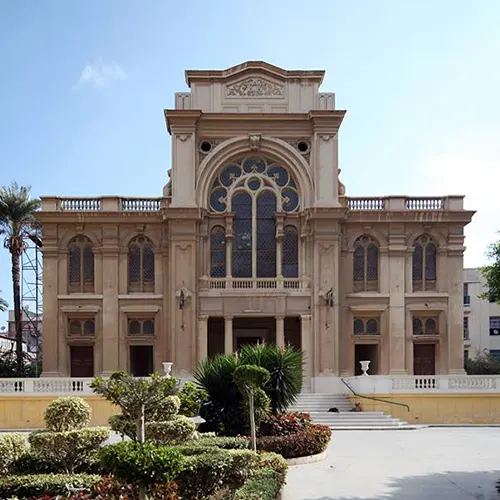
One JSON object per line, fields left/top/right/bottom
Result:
{"left": 463, "top": 268, "right": 500, "bottom": 360}
{"left": 0, "top": 335, "right": 33, "bottom": 358}
{"left": 7, "top": 309, "right": 42, "bottom": 356}
{"left": 37, "top": 61, "right": 474, "bottom": 389}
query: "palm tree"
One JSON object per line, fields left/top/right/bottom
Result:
{"left": 0, "top": 183, "right": 41, "bottom": 375}
{"left": 0, "top": 291, "right": 7, "bottom": 313}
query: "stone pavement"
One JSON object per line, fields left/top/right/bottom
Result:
{"left": 282, "top": 428, "right": 500, "bottom": 500}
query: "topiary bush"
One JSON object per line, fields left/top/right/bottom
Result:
{"left": 0, "top": 473, "right": 101, "bottom": 498}
{"left": 154, "top": 395, "right": 181, "bottom": 421}
{"left": 259, "top": 411, "right": 311, "bottom": 437}
{"left": 99, "top": 441, "right": 184, "bottom": 487}
{"left": 176, "top": 449, "right": 258, "bottom": 499}
{"left": 233, "top": 467, "right": 283, "bottom": 500}
{"left": 0, "top": 433, "right": 28, "bottom": 475}
{"left": 145, "top": 416, "right": 197, "bottom": 444}
{"left": 196, "top": 436, "right": 250, "bottom": 449}
{"left": 29, "top": 427, "right": 110, "bottom": 473}
{"left": 109, "top": 413, "right": 137, "bottom": 440}
{"left": 44, "top": 396, "right": 92, "bottom": 432}
{"left": 178, "top": 381, "right": 207, "bottom": 417}
{"left": 256, "top": 423, "right": 332, "bottom": 458}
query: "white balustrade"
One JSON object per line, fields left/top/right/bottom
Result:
{"left": 60, "top": 198, "right": 101, "bottom": 211}
{"left": 405, "top": 197, "right": 444, "bottom": 210}
{"left": 347, "top": 197, "right": 386, "bottom": 210}
{"left": 121, "top": 198, "right": 161, "bottom": 211}
{"left": 205, "top": 277, "right": 304, "bottom": 290}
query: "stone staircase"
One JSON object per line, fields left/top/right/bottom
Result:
{"left": 289, "top": 393, "right": 412, "bottom": 430}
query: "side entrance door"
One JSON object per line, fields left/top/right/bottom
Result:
{"left": 413, "top": 344, "right": 435, "bottom": 375}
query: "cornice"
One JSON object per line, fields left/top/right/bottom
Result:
{"left": 164, "top": 110, "right": 202, "bottom": 134}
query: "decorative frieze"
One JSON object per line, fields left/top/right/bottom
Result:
{"left": 225, "top": 77, "right": 285, "bottom": 98}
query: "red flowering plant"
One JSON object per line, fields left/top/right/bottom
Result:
{"left": 259, "top": 412, "right": 311, "bottom": 437}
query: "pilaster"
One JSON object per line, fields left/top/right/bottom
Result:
{"left": 198, "top": 315, "right": 209, "bottom": 363}
{"left": 224, "top": 315, "right": 233, "bottom": 354}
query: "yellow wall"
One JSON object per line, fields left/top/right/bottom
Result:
{"left": 349, "top": 394, "right": 500, "bottom": 424}
{"left": 0, "top": 397, "right": 117, "bottom": 430}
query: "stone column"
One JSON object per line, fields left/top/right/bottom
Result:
{"left": 301, "top": 314, "right": 313, "bottom": 389}
{"left": 101, "top": 227, "right": 120, "bottom": 376}
{"left": 41, "top": 240, "right": 60, "bottom": 377}
{"left": 276, "top": 315, "right": 285, "bottom": 347}
{"left": 447, "top": 241, "right": 466, "bottom": 374}
{"left": 388, "top": 233, "right": 407, "bottom": 374}
{"left": 224, "top": 315, "right": 233, "bottom": 354}
{"left": 198, "top": 315, "right": 209, "bottom": 364}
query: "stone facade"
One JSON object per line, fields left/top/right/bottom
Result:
{"left": 37, "top": 62, "right": 475, "bottom": 391}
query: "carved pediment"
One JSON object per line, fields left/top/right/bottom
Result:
{"left": 225, "top": 77, "right": 285, "bottom": 98}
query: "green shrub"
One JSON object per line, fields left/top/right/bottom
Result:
{"left": 233, "top": 467, "right": 282, "bottom": 500}
{"left": 178, "top": 381, "right": 207, "bottom": 417}
{"left": 176, "top": 449, "right": 258, "bottom": 499}
{"left": 109, "top": 413, "right": 137, "bottom": 440}
{"left": 44, "top": 396, "right": 92, "bottom": 432}
{"left": 99, "top": 441, "right": 184, "bottom": 487}
{"left": 153, "top": 395, "right": 181, "bottom": 421}
{"left": 91, "top": 475, "right": 181, "bottom": 499}
{"left": 10, "top": 450, "right": 53, "bottom": 475}
{"left": 465, "top": 350, "right": 500, "bottom": 374}
{"left": 196, "top": 436, "right": 250, "bottom": 449}
{"left": 0, "top": 433, "right": 28, "bottom": 475}
{"left": 145, "top": 416, "right": 196, "bottom": 444}
{"left": 0, "top": 473, "right": 101, "bottom": 497}
{"left": 259, "top": 412, "right": 311, "bottom": 436}
{"left": 29, "top": 427, "right": 110, "bottom": 473}
{"left": 256, "top": 423, "right": 331, "bottom": 458}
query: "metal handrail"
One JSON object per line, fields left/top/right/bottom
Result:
{"left": 340, "top": 378, "right": 410, "bottom": 412}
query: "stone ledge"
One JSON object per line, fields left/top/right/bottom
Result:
{"left": 286, "top": 450, "right": 327, "bottom": 466}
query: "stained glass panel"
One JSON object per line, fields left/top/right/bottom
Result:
{"left": 210, "top": 226, "right": 226, "bottom": 278}
{"left": 425, "top": 318, "right": 437, "bottom": 334}
{"left": 69, "top": 320, "right": 81, "bottom": 336}
{"left": 232, "top": 192, "right": 252, "bottom": 277}
{"left": 83, "top": 246, "right": 94, "bottom": 283}
{"left": 248, "top": 177, "right": 261, "bottom": 191}
{"left": 128, "top": 245, "right": 140, "bottom": 282}
{"left": 412, "top": 318, "right": 422, "bottom": 335}
{"left": 68, "top": 245, "right": 81, "bottom": 284}
{"left": 83, "top": 320, "right": 95, "bottom": 335}
{"left": 283, "top": 226, "right": 299, "bottom": 278}
{"left": 257, "top": 191, "right": 277, "bottom": 278}
{"left": 367, "top": 244, "right": 378, "bottom": 281}
{"left": 425, "top": 243, "right": 437, "bottom": 280}
{"left": 412, "top": 244, "right": 423, "bottom": 281}
{"left": 128, "top": 320, "right": 141, "bottom": 335}
{"left": 243, "top": 157, "right": 265, "bottom": 174}
{"left": 143, "top": 244, "right": 155, "bottom": 282}
{"left": 353, "top": 319, "right": 364, "bottom": 335}
{"left": 143, "top": 320, "right": 155, "bottom": 335}
{"left": 210, "top": 188, "right": 227, "bottom": 213}
{"left": 267, "top": 165, "right": 289, "bottom": 187}
{"left": 281, "top": 188, "right": 299, "bottom": 212}
{"left": 353, "top": 245, "right": 365, "bottom": 281}
{"left": 366, "top": 319, "right": 378, "bottom": 334}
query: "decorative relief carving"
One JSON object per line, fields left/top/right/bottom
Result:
{"left": 249, "top": 134, "right": 261, "bottom": 151}
{"left": 225, "top": 78, "right": 285, "bottom": 98}
{"left": 178, "top": 134, "right": 191, "bottom": 142}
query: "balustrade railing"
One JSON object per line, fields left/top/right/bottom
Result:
{"left": 121, "top": 198, "right": 162, "bottom": 211}
{"left": 48, "top": 197, "right": 163, "bottom": 212}
{"left": 347, "top": 197, "right": 385, "bottom": 210}
{"left": 60, "top": 198, "right": 101, "bottom": 211}
{"left": 347, "top": 196, "right": 447, "bottom": 211}
{"left": 405, "top": 197, "right": 444, "bottom": 210}
{"left": 392, "top": 376, "right": 439, "bottom": 390}
{"left": 202, "top": 277, "right": 303, "bottom": 290}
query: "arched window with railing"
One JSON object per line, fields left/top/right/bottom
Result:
{"left": 68, "top": 235, "right": 94, "bottom": 293}
{"left": 209, "top": 156, "right": 300, "bottom": 279}
{"left": 412, "top": 235, "right": 437, "bottom": 291}
{"left": 128, "top": 236, "right": 155, "bottom": 292}
{"left": 353, "top": 236, "right": 379, "bottom": 292}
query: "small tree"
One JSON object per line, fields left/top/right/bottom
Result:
{"left": 234, "top": 365, "right": 270, "bottom": 451}
{"left": 480, "top": 236, "right": 500, "bottom": 303}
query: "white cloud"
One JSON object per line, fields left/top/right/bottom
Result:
{"left": 410, "top": 130, "right": 500, "bottom": 268}
{"left": 75, "top": 59, "right": 127, "bottom": 89}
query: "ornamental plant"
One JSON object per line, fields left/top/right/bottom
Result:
{"left": 44, "top": 396, "right": 92, "bottom": 432}
{"left": 234, "top": 364, "right": 270, "bottom": 451}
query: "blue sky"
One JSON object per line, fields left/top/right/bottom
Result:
{"left": 0, "top": 0, "right": 499, "bottom": 328}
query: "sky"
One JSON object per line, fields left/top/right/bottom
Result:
{"left": 0, "top": 0, "right": 499, "bottom": 328}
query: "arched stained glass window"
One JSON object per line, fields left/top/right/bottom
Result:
{"left": 353, "top": 236, "right": 379, "bottom": 292}
{"left": 210, "top": 226, "right": 226, "bottom": 278}
{"left": 283, "top": 226, "right": 299, "bottom": 278}
{"left": 128, "top": 236, "right": 155, "bottom": 292}
{"left": 209, "top": 156, "right": 300, "bottom": 279}
{"left": 68, "top": 235, "right": 94, "bottom": 293}
{"left": 413, "top": 235, "right": 437, "bottom": 291}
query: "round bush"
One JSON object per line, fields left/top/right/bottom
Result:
{"left": 109, "top": 414, "right": 136, "bottom": 440}
{"left": 153, "top": 395, "right": 181, "bottom": 421}
{"left": 0, "top": 433, "right": 28, "bottom": 474}
{"left": 145, "top": 415, "right": 196, "bottom": 444}
{"left": 44, "top": 396, "right": 91, "bottom": 432}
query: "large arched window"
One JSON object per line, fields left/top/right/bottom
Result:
{"left": 210, "top": 226, "right": 226, "bottom": 278}
{"left": 128, "top": 236, "right": 155, "bottom": 292}
{"left": 283, "top": 226, "right": 299, "bottom": 278}
{"left": 68, "top": 235, "right": 94, "bottom": 293}
{"left": 412, "top": 235, "right": 437, "bottom": 291}
{"left": 209, "top": 156, "right": 300, "bottom": 278}
{"left": 353, "top": 236, "right": 378, "bottom": 292}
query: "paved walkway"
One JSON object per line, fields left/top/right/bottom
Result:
{"left": 282, "top": 428, "right": 500, "bottom": 500}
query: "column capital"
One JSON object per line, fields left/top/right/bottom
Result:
{"left": 300, "top": 314, "right": 312, "bottom": 322}
{"left": 198, "top": 314, "right": 209, "bottom": 322}
{"left": 224, "top": 314, "right": 233, "bottom": 321}
{"left": 275, "top": 314, "right": 285, "bottom": 321}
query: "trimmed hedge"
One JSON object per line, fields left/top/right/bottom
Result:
{"left": 0, "top": 473, "right": 101, "bottom": 497}
{"left": 256, "top": 423, "right": 331, "bottom": 458}
{"left": 99, "top": 441, "right": 184, "bottom": 487}
{"left": 29, "top": 427, "right": 110, "bottom": 473}
{"left": 176, "top": 449, "right": 258, "bottom": 499}
{"left": 196, "top": 436, "right": 250, "bottom": 449}
{"left": 0, "top": 433, "right": 28, "bottom": 475}
{"left": 145, "top": 415, "right": 196, "bottom": 444}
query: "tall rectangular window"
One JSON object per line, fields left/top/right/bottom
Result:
{"left": 490, "top": 316, "right": 500, "bottom": 336}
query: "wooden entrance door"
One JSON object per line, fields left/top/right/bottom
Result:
{"left": 413, "top": 344, "right": 435, "bottom": 375}
{"left": 70, "top": 346, "right": 94, "bottom": 377}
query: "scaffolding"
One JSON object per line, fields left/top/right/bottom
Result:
{"left": 21, "top": 227, "right": 43, "bottom": 372}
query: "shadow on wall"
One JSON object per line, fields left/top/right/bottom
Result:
{"left": 295, "top": 469, "right": 500, "bottom": 500}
